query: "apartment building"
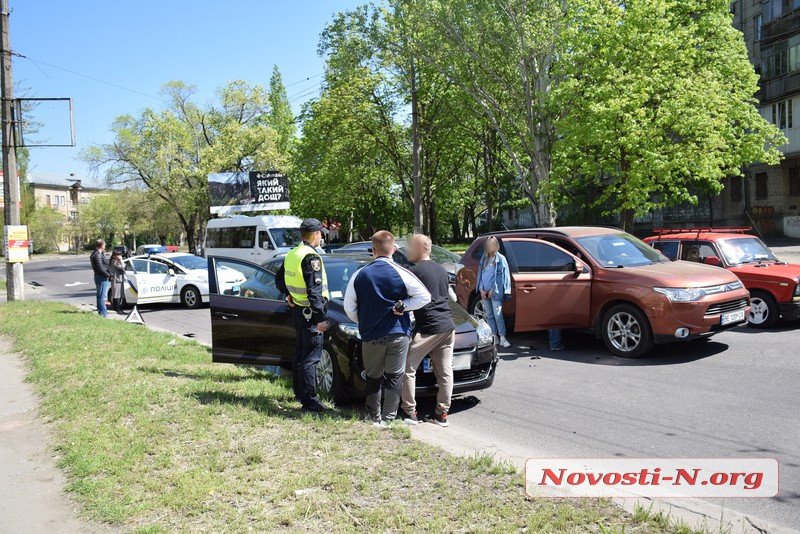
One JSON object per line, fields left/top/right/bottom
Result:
{"left": 721, "top": 0, "right": 800, "bottom": 236}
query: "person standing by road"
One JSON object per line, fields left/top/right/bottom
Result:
{"left": 476, "top": 236, "right": 512, "bottom": 347}
{"left": 90, "top": 239, "right": 112, "bottom": 318}
{"left": 276, "top": 218, "right": 330, "bottom": 413}
{"left": 343, "top": 230, "right": 431, "bottom": 427}
{"left": 400, "top": 234, "right": 456, "bottom": 427}
{"left": 108, "top": 250, "right": 126, "bottom": 314}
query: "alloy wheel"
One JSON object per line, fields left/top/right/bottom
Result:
{"left": 316, "top": 349, "right": 334, "bottom": 395}
{"left": 472, "top": 299, "right": 486, "bottom": 322}
{"left": 748, "top": 297, "right": 769, "bottom": 325}
{"left": 184, "top": 289, "right": 198, "bottom": 308}
{"left": 607, "top": 312, "right": 642, "bottom": 353}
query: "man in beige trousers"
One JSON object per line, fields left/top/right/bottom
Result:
{"left": 400, "top": 234, "right": 455, "bottom": 427}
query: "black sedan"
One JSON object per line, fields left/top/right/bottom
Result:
{"left": 207, "top": 255, "right": 498, "bottom": 403}
{"left": 337, "top": 240, "right": 460, "bottom": 285}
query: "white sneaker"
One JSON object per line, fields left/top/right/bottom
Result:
{"left": 499, "top": 336, "right": 511, "bottom": 348}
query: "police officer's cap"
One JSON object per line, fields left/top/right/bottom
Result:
{"left": 300, "top": 218, "right": 329, "bottom": 235}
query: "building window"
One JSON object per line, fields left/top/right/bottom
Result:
{"left": 755, "top": 14, "right": 762, "bottom": 41}
{"left": 790, "top": 168, "right": 800, "bottom": 196}
{"left": 755, "top": 172, "right": 769, "bottom": 200}
{"left": 771, "top": 98, "right": 793, "bottom": 129}
{"left": 730, "top": 177, "right": 743, "bottom": 202}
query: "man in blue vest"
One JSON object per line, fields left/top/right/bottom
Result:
{"left": 276, "top": 218, "right": 330, "bottom": 413}
{"left": 343, "top": 230, "right": 431, "bottom": 427}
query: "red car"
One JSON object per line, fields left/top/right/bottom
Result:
{"left": 644, "top": 228, "right": 800, "bottom": 328}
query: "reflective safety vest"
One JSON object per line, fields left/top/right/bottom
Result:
{"left": 283, "top": 244, "right": 329, "bottom": 307}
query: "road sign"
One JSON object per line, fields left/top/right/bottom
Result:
{"left": 3, "top": 225, "right": 29, "bottom": 263}
{"left": 125, "top": 305, "right": 145, "bottom": 325}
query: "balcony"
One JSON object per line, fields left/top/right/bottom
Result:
{"left": 762, "top": 9, "right": 800, "bottom": 46}
{"left": 758, "top": 71, "right": 800, "bottom": 102}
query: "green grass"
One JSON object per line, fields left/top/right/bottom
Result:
{"left": 0, "top": 301, "right": 698, "bottom": 532}
{"left": 0, "top": 277, "right": 5, "bottom": 291}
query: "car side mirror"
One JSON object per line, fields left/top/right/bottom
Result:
{"left": 573, "top": 259, "right": 586, "bottom": 275}
{"left": 168, "top": 268, "right": 176, "bottom": 276}
{"left": 703, "top": 256, "right": 722, "bottom": 267}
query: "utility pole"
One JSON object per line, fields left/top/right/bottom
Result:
{"left": 1, "top": 0, "right": 23, "bottom": 301}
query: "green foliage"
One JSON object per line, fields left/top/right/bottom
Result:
{"left": 27, "top": 207, "right": 64, "bottom": 253}
{"left": 268, "top": 65, "right": 296, "bottom": 156}
{"left": 549, "top": 0, "right": 786, "bottom": 228}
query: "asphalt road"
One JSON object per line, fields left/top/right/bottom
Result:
{"left": 15, "top": 254, "right": 800, "bottom": 531}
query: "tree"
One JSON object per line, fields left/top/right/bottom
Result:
{"left": 85, "top": 81, "right": 281, "bottom": 253}
{"left": 78, "top": 193, "right": 128, "bottom": 245}
{"left": 420, "top": 0, "right": 568, "bottom": 227}
{"left": 549, "top": 0, "right": 786, "bottom": 230}
{"left": 27, "top": 207, "right": 63, "bottom": 253}
{"left": 268, "top": 65, "right": 296, "bottom": 156}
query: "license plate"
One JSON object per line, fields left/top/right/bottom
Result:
{"left": 422, "top": 353, "right": 472, "bottom": 373}
{"left": 721, "top": 309, "right": 746, "bottom": 325}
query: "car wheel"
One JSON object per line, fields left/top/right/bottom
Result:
{"left": 316, "top": 347, "right": 350, "bottom": 404}
{"left": 601, "top": 303, "right": 654, "bottom": 358}
{"left": 181, "top": 285, "right": 202, "bottom": 309}
{"left": 747, "top": 291, "right": 779, "bottom": 329}
{"left": 468, "top": 295, "right": 486, "bottom": 322}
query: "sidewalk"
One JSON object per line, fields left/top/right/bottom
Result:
{"left": 0, "top": 338, "right": 108, "bottom": 534}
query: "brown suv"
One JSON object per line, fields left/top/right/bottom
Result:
{"left": 455, "top": 227, "right": 751, "bottom": 358}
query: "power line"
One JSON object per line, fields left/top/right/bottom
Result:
{"left": 285, "top": 72, "right": 323, "bottom": 88}
{"left": 11, "top": 51, "right": 169, "bottom": 103}
{"left": 288, "top": 82, "right": 323, "bottom": 103}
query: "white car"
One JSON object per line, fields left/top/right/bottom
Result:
{"left": 121, "top": 253, "right": 246, "bottom": 309}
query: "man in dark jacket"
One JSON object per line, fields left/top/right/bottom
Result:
{"left": 343, "top": 230, "right": 430, "bottom": 427}
{"left": 90, "top": 239, "right": 111, "bottom": 317}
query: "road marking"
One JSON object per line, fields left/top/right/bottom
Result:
{"left": 64, "top": 282, "right": 88, "bottom": 287}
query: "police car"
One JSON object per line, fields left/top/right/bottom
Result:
{"left": 121, "top": 253, "right": 246, "bottom": 309}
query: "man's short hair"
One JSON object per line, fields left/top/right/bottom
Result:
{"left": 411, "top": 233, "right": 432, "bottom": 255}
{"left": 371, "top": 230, "right": 395, "bottom": 257}
{"left": 301, "top": 230, "right": 316, "bottom": 242}
{"left": 95, "top": 239, "right": 105, "bottom": 249}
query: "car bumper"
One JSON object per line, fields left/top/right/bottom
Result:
{"left": 646, "top": 289, "right": 751, "bottom": 343}
{"left": 340, "top": 342, "right": 498, "bottom": 397}
{"left": 778, "top": 299, "right": 800, "bottom": 321}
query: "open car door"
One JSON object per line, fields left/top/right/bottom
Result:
{"left": 502, "top": 237, "right": 593, "bottom": 331}
{"left": 207, "top": 257, "right": 295, "bottom": 366}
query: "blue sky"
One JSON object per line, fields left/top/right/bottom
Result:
{"left": 12, "top": 0, "right": 361, "bottom": 185}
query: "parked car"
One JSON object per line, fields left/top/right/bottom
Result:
{"left": 644, "top": 227, "right": 800, "bottom": 328}
{"left": 136, "top": 244, "right": 167, "bottom": 255}
{"left": 204, "top": 215, "right": 303, "bottom": 265}
{"left": 120, "top": 253, "right": 246, "bottom": 309}
{"left": 207, "top": 255, "right": 498, "bottom": 402}
{"left": 339, "top": 239, "right": 461, "bottom": 285}
{"left": 455, "top": 227, "right": 751, "bottom": 358}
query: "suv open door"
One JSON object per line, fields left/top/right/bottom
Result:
{"left": 502, "top": 238, "right": 592, "bottom": 330}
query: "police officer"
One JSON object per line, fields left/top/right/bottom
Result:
{"left": 276, "top": 218, "right": 330, "bottom": 413}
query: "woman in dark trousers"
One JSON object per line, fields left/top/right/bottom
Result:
{"left": 108, "top": 250, "right": 126, "bottom": 314}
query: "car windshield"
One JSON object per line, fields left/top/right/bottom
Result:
{"left": 576, "top": 232, "right": 666, "bottom": 267}
{"left": 324, "top": 261, "right": 365, "bottom": 299}
{"left": 717, "top": 237, "right": 778, "bottom": 265}
{"left": 169, "top": 255, "right": 207, "bottom": 271}
{"left": 270, "top": 228, "right": 302, "bottom": 248}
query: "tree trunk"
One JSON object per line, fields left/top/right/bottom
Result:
{"left": 428, "top": 199, "right": 437, "bottom": 243}
{"left": 620, "top": 209, "right": 635, "bottom": 232}
{"left": 410, "top": 57, "right": 422, "bottom": 234}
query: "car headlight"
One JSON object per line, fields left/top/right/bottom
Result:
{"left": 338, "top": 323, "right": 361, "bottom": 339}
{"left": 476, "top": 319, "right": 494, "bottom": 348}
{"left": 653, "top": 287, "right": 706, "bottom": 302}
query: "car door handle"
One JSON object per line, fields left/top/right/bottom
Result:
{"left": 212, "top": 312, "right": 239, "bottom": 320}
{"left": 518, "top": 285, "right": 537, "bottom": 292}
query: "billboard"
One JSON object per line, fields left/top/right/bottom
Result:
{"left": 208, "top": 171, "right": 290, "bottom": 215}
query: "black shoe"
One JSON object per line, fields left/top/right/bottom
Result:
{"left": 400, "top": 409, "right": 419, "bottom": 426}
{"left": 425, "top": 411, "right": 449, "bottom": 427}
{"left": 301, "top": 400, "right": 328, "bottom": 413}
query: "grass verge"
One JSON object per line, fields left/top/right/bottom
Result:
{"left": 0, "top": 301, "right": 700, "bottom": 532}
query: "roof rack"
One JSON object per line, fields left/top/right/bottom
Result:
{"left": 652, "top": 226, "right": 752, "bottom": 235}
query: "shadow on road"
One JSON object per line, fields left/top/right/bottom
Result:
{"left": 497, "top": 331, "right": 729, "bottom": 366}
